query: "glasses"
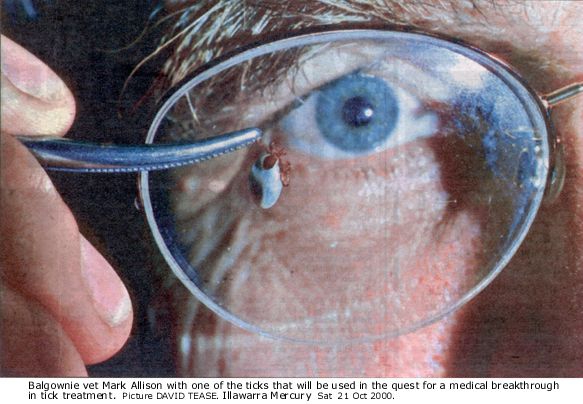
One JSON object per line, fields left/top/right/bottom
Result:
{"left": 22, "top": 29, "right": 582, "bottom": 343}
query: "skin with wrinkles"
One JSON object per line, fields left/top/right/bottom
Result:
{"left": 151, "top": 0, "right": 583, "bottom": 377}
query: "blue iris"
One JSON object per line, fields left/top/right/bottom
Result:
{"left": 315, "top": 73, "right": 399, "bottom": 152}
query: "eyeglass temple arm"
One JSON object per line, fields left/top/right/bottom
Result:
{"left": 16, "top": 82, "right": 581, "bottom": 174}
{"left": 17, "top": 128, "right": 262, "bottom": 173}
{"left": 543, "top": 82, "right": 583, "bottom": 107}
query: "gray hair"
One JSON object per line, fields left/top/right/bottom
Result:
{"left": 152, "top": 0, "right": 499, "bottom": 90}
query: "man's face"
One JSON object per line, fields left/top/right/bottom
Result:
{"left": 150, "top": 0, "right": 583, "bottom": 376}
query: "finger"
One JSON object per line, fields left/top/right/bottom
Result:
{"left": 0, "top": 133, "right": 133, "bottom": 365}
{"left": 0, "top": 34, "right": 75, "bottom": 136}
{"left": 0, "top": 282, "right": 88, "bottom": 377}
{"left": 0, "top": 35, "right": 133, "bottom": 365}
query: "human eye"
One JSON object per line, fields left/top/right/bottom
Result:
{"left": 246, "top": 41, "right": 453, "bottom": 161}
{"left": 145, "top": 31, "right": 549, "bottom": 341}
{"left": 279, "top": 66, "right": 438, "bottom": 160}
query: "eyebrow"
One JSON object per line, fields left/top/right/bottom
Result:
{"left": 155, "top": 0, "right": 506, "bottom": 90}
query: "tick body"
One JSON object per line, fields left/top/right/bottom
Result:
{"left": 249, "top": 142, "right": 291, "bottom": 209}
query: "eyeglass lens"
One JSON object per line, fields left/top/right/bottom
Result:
{"left": 140, "top": 31, "right": 550, "bottom": 342}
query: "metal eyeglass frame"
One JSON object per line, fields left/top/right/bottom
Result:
{"left": 19, "top": 28, "right": 583, "bottom": 342}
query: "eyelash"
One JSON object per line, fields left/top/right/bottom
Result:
{"left": 271, "top": 70, "right": 439, "bottom": 160}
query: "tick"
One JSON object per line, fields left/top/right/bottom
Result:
{"left": 249, "top": 142, "right": 291, "bottom": 209}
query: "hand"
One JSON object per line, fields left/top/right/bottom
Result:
{"left": 0, "top": 35, "right": 133, "bottom": 376}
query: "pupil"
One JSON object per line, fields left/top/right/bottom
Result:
{"left": 342, "top": 96, "right": 374, "bottom": 127}
{"left": 315, "top": 73, "right": 399, "bottom": 152}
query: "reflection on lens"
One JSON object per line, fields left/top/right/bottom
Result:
{"left": 140, "top": 30, "right": 549, "bottom": 342}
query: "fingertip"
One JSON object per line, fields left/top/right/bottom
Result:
{"left": 79, "top": 236, "right": 134, "bottom": 364}
{"left": 1, "top": 135, "right": 133, "bottom": 366}
{"left": 0, "top": 35, "right": 76, "bottom": 136}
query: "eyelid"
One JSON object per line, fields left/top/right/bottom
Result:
{"left": 280, "top": 84, "right": 439, "bottom": 159}
{"left": 424, "top": 30, "right": 563, "bottom": 94}
{"left": 365, "top": 59, "right": 452, "bottom": 101}
{"left": 240, "top": 43, "right": 386, "bottom": 126}
{"left": 240, "top": 42, "right": 448, "bottom": 127}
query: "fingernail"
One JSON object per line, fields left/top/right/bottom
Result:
{"left": 80, "top": 236, "right": 132, "bottom": 328}
{"left": 1, "top": 35, "right": 68, "bottom": 103}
